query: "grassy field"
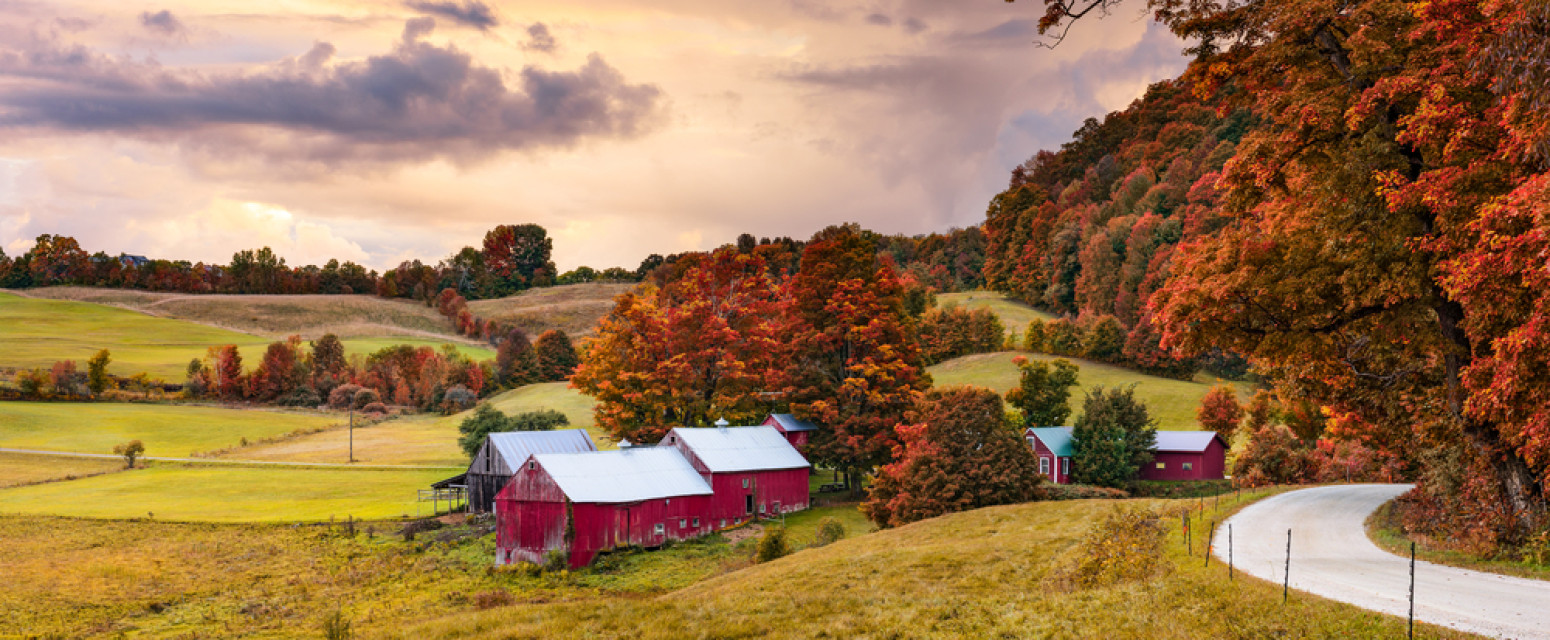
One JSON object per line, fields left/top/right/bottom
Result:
{"left": 937, "top": 290, "right": 1056, "bottom": 333}
{"left": 0, "top": 292, "right": 493, "bottom": 380}
{"left": 1368, "top": 500, "right": 1550, "bottom": 582}
{"left": 0, "top": 401, "right": 344, "bottom": 457}
{"left": 929, "top": 351, "right": 1248, "bottom": 428}
{"left": 467, "top": 282, "right": 632, "bottom": 338}
{"left": 0, "top": 451, "right": 126, "bottom": 488}
{"left": 0, "top": 463, "right": 449, "bottom": 522}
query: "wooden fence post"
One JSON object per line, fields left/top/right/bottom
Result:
{"left": 1409, "top": 541, "right": 1416, "bottom": 640}
{"left": 1204, "top": 521, "right": 1215, "bottom": 568}
{"left": 1283, "top": 528, "right": 1291, "bottom": 604}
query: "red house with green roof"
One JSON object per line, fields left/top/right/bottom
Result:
{"left": 1024, "top": 427, "right": 1227, "bottom": 484}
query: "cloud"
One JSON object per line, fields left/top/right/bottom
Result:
{"left": 139, "top": 10, "right": 185, "bottom": 37}
{"left": 404, "top": 0, "right": 497, "bottom": 31}
{"left": 523, "top": 22, "right": 556, "bottom": 53}
{"left": 865, "top": 13, "right": 892, "bottom": 26}
{"left": 0, "top": 20, "right": 665, "bottom": 166}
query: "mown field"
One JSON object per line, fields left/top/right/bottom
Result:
{"left": 929, "top": 351, "right": 1248, "bottom": 428}
{"left": 0, "top": 401, "right": 344, "bottom": 458}
{"left": 0, "top": 463, "right": 450, "bottom": 522}
{"left": 0, "top": 292, "right": 495, "bottom": 380}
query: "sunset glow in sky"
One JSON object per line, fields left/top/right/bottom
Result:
{"left": 0, "top": 0, "right": 1188, "bottom": 271}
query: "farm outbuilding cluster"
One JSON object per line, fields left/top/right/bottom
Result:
{"left": 494, "top": 422, "right": 810, "bottom": 568}
{"left": 1024, "top": 426, "right": 1228, "bottom": 484}
{"left": 465, "top": 429, "right": 597, "bottom": 513}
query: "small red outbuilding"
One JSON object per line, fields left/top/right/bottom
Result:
{"left": 664, "top": 425, "right": 811, "bottom": 528}
{"left": 1139, "top": 431, "right": 1228, "bottom": 481}
{"left": 494, "top": 446, "right": 714, "bottom": 569}
{"left": 760, "top": 413, "right": 818, "bottom": 448}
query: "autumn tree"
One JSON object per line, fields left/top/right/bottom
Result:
{"left": 573, "top": 248, "right": 786, "bottom": 444}
{"left": 249, "top": 337, "right": 306, "bottom": 402}
{"left": 1070, "top": 386, "right": 1156, "bottom": 488}
{"left": 1197, "top": 385, "right": 1242, "bottom": 442}
{"left": 863, "top": 386, "right": 1043, "bottom": 528}
{"left": 1005, "top": 356, "right": 1080, "bottom": 428}
{"left": 1082, "top": 315, "right": 1126, "bottom": 362}
{"left": 533, "top": 330, "right": 580, "bottom": 381}
{"left": 114, "top": 440, "right": 145, "bottom": 469}
{"left": 27, "top": 234, "right": 89, "bottom": 286}
{"left": 482, "top": 224, "right": 556, "bottom": 293}
{"left": 309, "top": 334, "right": 348, "bottom": 396}
{"left": 783, "top": 226, "right": 931, "bottom": 493}
{"left": 213, "top": 345, "right": 245, "bottom": 400}
{"left": 495, "top": 329, "right": 537, "bottom": 386}
{"left": 86, "top": 349, "right": 112, "bottom": 395}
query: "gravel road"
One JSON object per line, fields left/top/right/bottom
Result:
{"left": 1217, "top": 484, "right": 1550, "bottom": 639}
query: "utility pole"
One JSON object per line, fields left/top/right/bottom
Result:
{"left": 349, "top": 407, "right": 355, "bottom": 463}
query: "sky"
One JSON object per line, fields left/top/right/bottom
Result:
{"left": 0, "top": 0, "right": 1189, "bottom": 272}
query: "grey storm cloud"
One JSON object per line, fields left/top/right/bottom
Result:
{"left": 0, "top": 20, "right": 665, "bottom": 164}
{"left": 404, "top": 0, "right": 497, "bottom": 30}
{"left": 139, "top": 9, "right": 184, "bottom": 36}
{"left": 523, "top": 23, "right": 556, "bottom": 53}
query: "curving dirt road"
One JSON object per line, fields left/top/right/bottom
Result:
{"left": 1218, "top": 484, "right": 1550, "bottom": 639}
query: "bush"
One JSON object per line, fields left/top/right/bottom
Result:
{"left": 352, "top": 388, "right": 381, "bottom": 410}
{"left": 542, "top": 549, "right": 570, "bottom": 572}
{"left": 322, "top": 609, "right": 352, "bottom": 640}
{"left": 328, "top": 384, "right": 363, "bottom": 409}
{"left": 1043, "top": 485, "right": 1130, "bottom": 500}
{"left": 360, "top": 402, "right": 389, "bottom": 415}
{"left": 756, "top": 526, "right": 791, "bottom": 563}
{"left": 440, "top": 384, "right": 477, "bottom": 414}
{"left": 472, "top": 590, "right": 514, "bottom": 610}
{"left": 276, "top": 385, "right": 322, "bottom": 407}
{"left": 1233, "top": 424, "right": 1316, "bottom": 487}
{"left": 1053, "top": 505, "right": 1170, "bottom": 589}
{"left": 812, "top": 517, "right": 846, "bottom": 547}
{"left": 1129, "top": 479, "right": 1232, "bottom": 499}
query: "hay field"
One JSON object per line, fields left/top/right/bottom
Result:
{"left": 0, "top": 401, "right": 343, "bottom": 458}
{"left": 467, "top": 282, "right": 632, "bottom": 338}
{"left": 0, "top": 451, "right": 126, "bottom": 488}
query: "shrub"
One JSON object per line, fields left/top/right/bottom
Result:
{"left": 276, "top": 386, "right": 322, "bottom": 407}
{"left": 542, "top": 549, "right": 570, "bottom": 573}
{"left": 812, "top": 517, "right": 846, "bottom": 547}
{"left": 321, "top": 609, "right": 352, "bottom": 640}
{"left": 1232, "top": 424, "right": 1317, "bottom": 487}
{"left": 1053, "top": 505, "right": 1170, "bottom": 589}
{"left": 440, "top": 385, "right": 477, "bottom": 414}
{"left": 472, "top": 590, "right": 514, "bottom": 610}
{"left": 360, "top": 402, "right": 389, "bottom": 415}
{"left": 328, "top": 384, "right": 363, "bottom": 410}
{"left": 756, "top": 526, "right": 791, "bottom": 563}
{"left": 352, "top": 388, "right": 380, "bottom": 410}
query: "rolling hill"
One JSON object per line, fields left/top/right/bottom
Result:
{"left": 467, "top": 282, "right": 633, "bottom": 338}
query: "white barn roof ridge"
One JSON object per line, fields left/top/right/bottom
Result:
{"left": 532, "top": 447, "right": 713, "bottom": 503}
{"left": 670, "top": 425, "right": 810, "bottom": 473}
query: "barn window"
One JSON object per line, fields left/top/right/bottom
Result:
{"left": 1183, "top": 462, "right": 1193, "bottom": 471}
{"left": 654, "top": 523, "right": 664, "bottom": 535}
{"left": 680, "top": 518, "right": 687, "bottom": 528}
{"left": 693, "top": 518, "right": 700, "bottom": 527}
{"left": 527, "top": 460, "right": 535, "bottom": 470}
{"left": 1060, "top": 458, "right": 1069, "bottom": 475}
{"left": 1156, "top": 462, "right": 1166, "bottom": 469}
{"left": 719, "top": 519, "right": 726, "bottom": 528}
{"left": 668, "top": 436, "right": 676, "bottom": 444}
{"left": 742, "top": 478, "right": 749, "bottom": 489}
{"left": 1039, "top": 457, "right": 1050, "bottom": 475}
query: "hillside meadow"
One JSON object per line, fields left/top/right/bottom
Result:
{"left": 929, "top": 351, "right": 1248, "bottom": 428}
{"left": 936, "top": 290, "right": 1056, "bottom": 331}
{"left": 0, "top": 401, "right": 344, "bottom": 457}
{"left": 0, "top": 451, "right": 125, "bottom": 488}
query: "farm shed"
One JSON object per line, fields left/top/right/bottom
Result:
{"left": 664, "top": 424, "right": 810, "bottom": 527}
{"left": 1139, "top": 431, "right": 1228, "bottom": 481}
{"left": 494, "top": 446, "right": 714, "bottom": 568}
{"left": 761, "top": 413, "right": 818, "bottom": 448}
{"left": 466, "top": 429, "right": 596, "bottom": 512}
{"left": 1023, "top": 427, "right": 1074, "bottom": 485}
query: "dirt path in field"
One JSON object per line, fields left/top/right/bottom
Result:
{"left": 0, "top": 447, "right": 460, "bottom": 470}
{"left": 1219, "top": 484, "right": 1550, "bottom": 639}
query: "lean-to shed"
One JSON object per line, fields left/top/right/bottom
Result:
{"left": 664, "top": 425, "right": 810, "bottom": 528}
{"left": 761, "top": 413, "right": 818, "bottom": 448}
{"left": 494, "top": 446, "right": 715, "bottom": 568}
{"left": 466, "top": 429, "right": 596, "bottom": 512}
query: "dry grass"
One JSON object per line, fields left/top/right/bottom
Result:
{"left": 467, "top": 282, "right": 632, "bottom": 338}
{"left": 0, "top": 451, "right": 126, "bottom": 488}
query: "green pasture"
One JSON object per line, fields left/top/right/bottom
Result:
{"left": 0, "top": 451, "right": 126, "bottom": 488}
{"left": 929, "top": 351, "right": 1247, "bottom": 428}
{"left": 0, "top": 401, "right": 342, "bottom": 457}
{"left": 0, "top": 464, "right": 448, "bottom": 522}
{"left": 936, "top": 291, "right": 1056, "bottom": 334}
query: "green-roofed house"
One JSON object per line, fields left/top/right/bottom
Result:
{"left": 1024, "top": 427, "right": 1074, "bottom": 484}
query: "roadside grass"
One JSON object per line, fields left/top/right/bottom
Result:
{"left": 21, "top": 287, "right": 463, "bottom": 339}
{"left": 0, "top": 291, "right": 494, "bottom": 379}
{"left": 0, "top": 401, "right": 343, "bottom": 457}
{"left": 467, "top": 282, "right": 633, "bottom": 338}
{"left": 0, "top": 463, "right": 450, "bottom": 522}
{"left": 1367, "top": 500, "right": 1550, "bottom": 582}
{"left": 937, "top": 290, "right": 1056, "bottom": 331}
{"left": 0, "top": 451, "right": 126, "bottom": 488}
{"left": 929, "top": 351, "right": 1249, "bottom": 428}
{"left": 384, "top": 490, "right": 1472, "bottom": 640}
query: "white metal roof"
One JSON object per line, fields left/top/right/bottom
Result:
{"left": 488, "top": 429, "right": 596, "bottom": 470}
{"left": 1153, "top": 430, "right": 1222, "bottom": 453}
{"left": 766, "top": 413, "right": 818, "bottom": 432}
{"left": 532, "top": 448, "right": 713, "bottom": 503}
{"left": 670, "top": 425, "right": 810, "bottom": 473}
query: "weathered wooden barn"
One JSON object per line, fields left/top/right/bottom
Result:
{"left": 760, "top": 413, "right": 818, "bottom": 448}
{"left": 493, "top": 446, "right": 715, "bottom": 568}
{"left": 1139, "top": 431, "right": 1228, "bottom": 481}
{"left": 664, "top": 424, "right": 811, "bottom": 528}
{"left": 1023, "top": 426, "right": 1074, "bottom": 484}
{"left": 1025, "top": 427, "right": 1228, "bottom": 483}
{"left": 466, "top": 429, "right": 596, "bottom": 512}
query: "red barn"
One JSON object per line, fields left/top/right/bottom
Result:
{"left": 493, "top": 446, "right": 715, "bottom": 568}
{"left": 760, "top": 413, "right": 818, "bottom": 448}
{"left": 665, "top": 425, "right": 810, "bottom": 528}
{"left": 464, "top": 429, "right": 596, "bottom": 513}
{"left": 1140, "top": 431, "right": 1228, "bottom": 481}
{"left": 1023, "top": 427, "right": 1074, "bottom": 484}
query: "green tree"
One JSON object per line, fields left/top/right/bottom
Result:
{"left": 756, "top": 526, "right": 791, "bottom": 563}
{"left": 1070, "top": 386, "right": 1156, "bottom": 488}
{"left": 1005, "top": 357, "right": 1079, "bottom": 428}
{"left": 456, "top": 405, "right": 570, "bottom": 457}
{"left": 87, "top": 349, "right": 112, "bottom": 395}
{"left": 1082, "top": 315, "right": 1126, "bottom": 362}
